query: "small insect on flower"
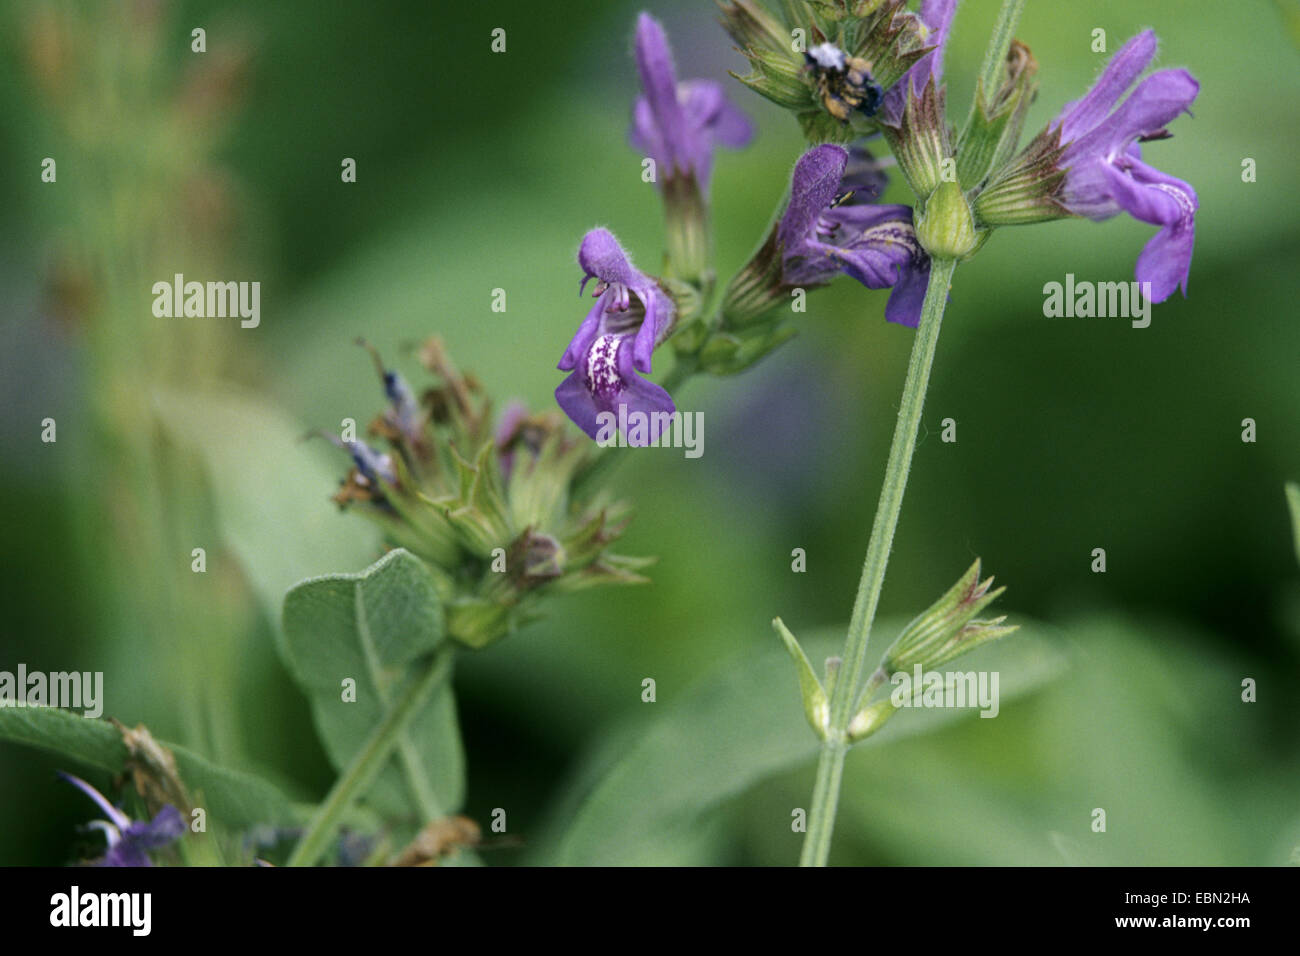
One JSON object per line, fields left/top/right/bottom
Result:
{"left": 804, "top": 43, "right": 883, "bottom": 123}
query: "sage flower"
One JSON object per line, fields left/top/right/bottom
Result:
{"left": 630, "top": 12, "right": 753, "bottom": 191}
{"left": 555, "top": 228, "right": 676, "bottom": 441}
{"left": 779, "top": 143, "right": 930, "bottom": 327}
{"left": 60, "top": 772, "right": 185, "bottom": 867}
{"left": 1053, "top": 30, "right": 1199, "bottom": 300}
{"left": 975, "top": 31, "right": 1199, "bottom": 301}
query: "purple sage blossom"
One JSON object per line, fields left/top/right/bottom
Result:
{"left": 779, "top": 144, "right": 930, "bottom": 327}
{"left": 556, "top": 229, "right": 676, "bottom": 442}
{"left": 60, "top": 772, "right": 185, "bottom": 867}
{"left": 882, "top": 0, "right": 959, "bottom": 124}
{"left": 629, "top": 12, "right": 753, "bottom": 190}
{"left": 359, "top": 339, "right": 422, "bottom": 444}
{"left": 1053, "top": 30, "right": 1199, "bottom": 301}
{"left": 315, "top": 431, "right": 396, "bottom": 487}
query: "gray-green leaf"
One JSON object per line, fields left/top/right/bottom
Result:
{"left": 281, "top": 548, "right": 464, "bottom": 825}
{"left": 535, "top": 617, "right": 1067, "bottom": 865}
{"left": 0, "top": 706, "right": 293, "bottom": 827}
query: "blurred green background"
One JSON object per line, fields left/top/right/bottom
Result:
{"left": 1, "top": 0, "right": 1298, "bottom": 865}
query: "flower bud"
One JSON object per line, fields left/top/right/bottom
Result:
{"left": 915, "top": 180, "right": 979, "bottom": 259}
{"left": 883, "top": 559, "right": 1018, "bottom": 671}
{"left": 846, "top": 697, "right": 898, "bottom": 743}
{"left": 774, "top": 617, "right": 829, "bottom": 739}
{"left": 881, "top": 77, "right": 950, "bottom": 198}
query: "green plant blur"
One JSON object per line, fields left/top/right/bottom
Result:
{"left": 0, "top": 0, "right": 1297, "bottom": 865}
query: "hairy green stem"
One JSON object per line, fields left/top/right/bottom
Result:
{"left": 287, "top": 645, "right": 454, "bottom": 867}
{"left": 799, "top": 257, "right": 958, "bottom": 867}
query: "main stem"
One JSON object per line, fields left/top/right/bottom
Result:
{"left": 287, "top": 645, "right": 454, "bottom": 867}
{"left": 799, "top": 257, "right": 958, "bottom": 867}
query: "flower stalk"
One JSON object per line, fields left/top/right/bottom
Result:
{"left": 799, "top": 255, "right": 957, "bottom": 867}
{"left": 287, "top": 644, "right": 454, "bottom": 867}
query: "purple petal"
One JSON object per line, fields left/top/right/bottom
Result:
{"left": 614, "top": 346, "right": 676, "bottom": 445}
{"left": 1101, "top": 160, "right": 1197, "bottom": 301}
{"left": 577, "top": 228, "right": 649, "bottom": 288}
{"left": 123, "top": 805, "right": 187, "bottom": 849}
{"left": 778, "top": 145, "right": 849, "bottom": 252}
{"left": 882, "top": 0, "right": 959, "bottom": 124}
{"left": 634, "top": 14, "right": 692, "bottom": 175}
{"left": 559, "top": 295, "right": 605, "bottom": 371}
{"left": 824, "top": 201, "right": 916, "bottom": 232}
{"left": 60, "top": 772, "right": 132, "bottom": 831}
{"left": 884, "top": 257, "right": 931, "bottom": 327}
{"left": 555, "top": 370, "right": 602, "bottom": 440}
{"left": 494, "top": 402, "right": 529, "bottom": 449}
{"left": 629, "top": 96, "right": 667, "bottom": 168}
{"left": 681, "top": 80, "right": 754, "bottom": 149}
{"left": 915, "top": 0, "right": 959, "bottom": 87}
{"left": 1056, "top": 30, "right": 1157, "bottom": 141}
{"left": 630, "top": 288, "right": 672, "bottom": 373}
{"left": 829, "top": 208, "right": 922, "bottom": 286}
{"left": 841, "top": 143, "right": 890, "bottom": 200}
{"left": 1070, "top": 68, "right": 1199, "bottom": 159}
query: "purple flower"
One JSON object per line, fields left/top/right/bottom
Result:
{"left": 358, "top": 339, "right": 422, "bottom": 444}
{"left": 555, "top": 229, "right": 676, "bottom": 442}
{"left": 629, "top": 12, "right": 753, "bottom": 190}
{"left": 60, "top": 772, "right": 185, "bottom": 867}
{"left": 882, "top": 0, "right": 959, "bottom": 124}
{"left": 1053, "top": 30, "right": 1199, "bottom": 301}
{"left": 778, "top": 144, "right": 930, "bottom": 327}
{"left": 315, "top": 430, "right": 396, "bottom": 487}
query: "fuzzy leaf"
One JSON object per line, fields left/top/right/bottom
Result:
{"left": 281, "top": 548, "right": 464, "bottom": 825}
{"left": 0, "top": 706, "right": 293, "bottom": 827}
{"left": 534, "top": 618, "right": 1067, "bottom": 865}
